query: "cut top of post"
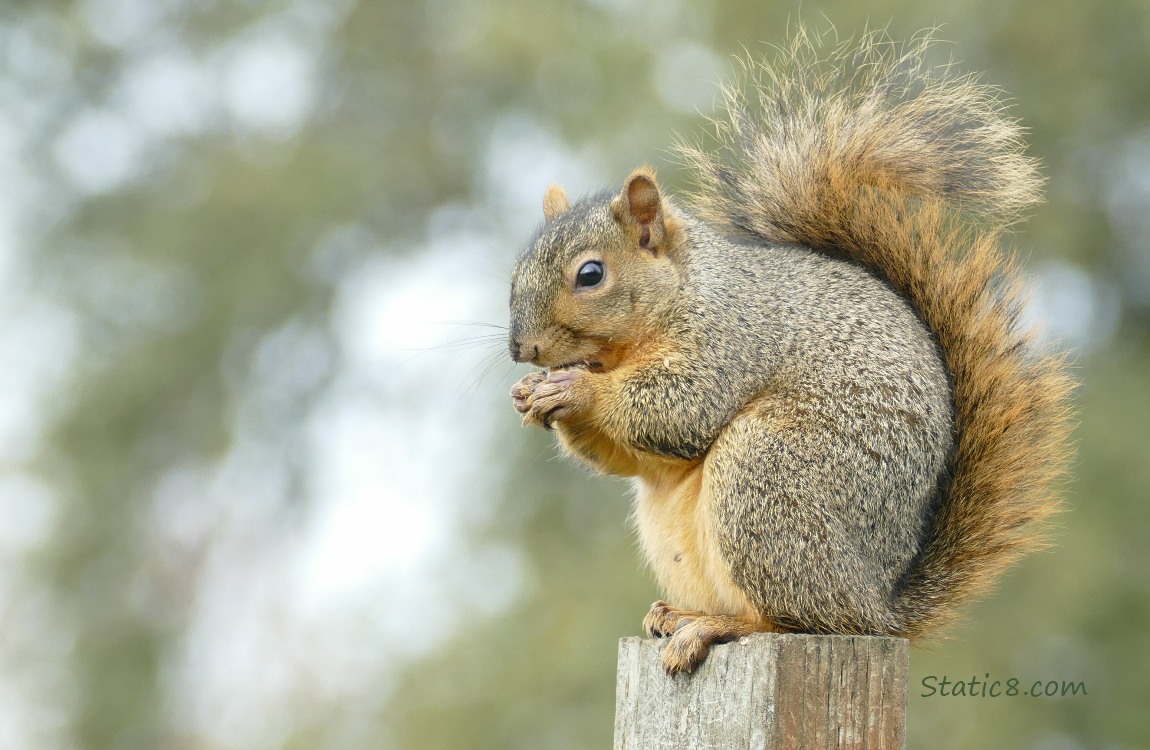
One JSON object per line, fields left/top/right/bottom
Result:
{"left": 614, "top": 633, "right": 908, "bottom": 750}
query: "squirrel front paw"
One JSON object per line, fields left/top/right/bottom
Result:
{"left": 510, "top": 370, "right": 548, "bottom": 415}
{"left": 514, "top": 368, "right": 589, "bottom": 430}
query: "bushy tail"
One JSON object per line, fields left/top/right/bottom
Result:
{"left": 680, "top": 28, "right": 1075, "bottom": 639}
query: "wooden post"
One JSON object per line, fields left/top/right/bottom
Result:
{"left": 614, "top": 633, "right": 908, "bottom": 750}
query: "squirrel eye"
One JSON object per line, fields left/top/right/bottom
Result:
{"left": 575, "top": 260, "right": 605, "bottom": 289}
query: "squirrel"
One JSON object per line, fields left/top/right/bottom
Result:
{"left": 507, "top": 29, "right": 1074, "bottom": 675}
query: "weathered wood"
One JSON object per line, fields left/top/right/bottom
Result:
{"left": 614, "top": 633, "right": 907, "bottom": 750}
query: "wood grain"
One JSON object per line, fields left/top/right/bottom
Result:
{"left": 614, "top": 634, "right": 907, "bottom": 750}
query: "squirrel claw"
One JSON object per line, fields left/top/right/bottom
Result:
{"left": 643, "top": 600, "right": 699, "bottom": 638}
{"left": 660, "top": 623, "right": 715, "bottom": 675}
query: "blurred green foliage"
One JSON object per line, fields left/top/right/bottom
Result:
{"left": 1, "top": 0, "right": 1148, "bottom": 748}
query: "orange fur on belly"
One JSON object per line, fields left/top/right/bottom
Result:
{"left": 632, "top": 461, "right": 758, "bottom": 616}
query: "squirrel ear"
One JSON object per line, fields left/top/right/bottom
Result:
{"left": 612, "top": 168, "right": 665, "bottom": 252}
{"left": 543, "top": 184, "right": 570, "bottom": 223}
{"left": 625, "top": 171, "right": 661, "bottom": 225}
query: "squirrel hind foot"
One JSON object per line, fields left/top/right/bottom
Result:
{"left": 642, "top": 600, "right": 693, "bottom": 638}
{"left": 643, "top": 601, "right": 779, "bottom": 675}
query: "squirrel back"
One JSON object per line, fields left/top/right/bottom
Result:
{"left": 678, "top": 28, "right": 1075, "bottom": 639}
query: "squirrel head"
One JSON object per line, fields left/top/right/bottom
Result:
{"left": 508, "top": 168, "right": 683, "bottom": 371}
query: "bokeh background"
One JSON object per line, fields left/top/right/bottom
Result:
{"left": 0, "top": 0, "right": 1147, "bottom": 748}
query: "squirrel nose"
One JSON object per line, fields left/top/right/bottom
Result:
{"left": 509, "top": 337, "right": 539, "bottom": 363}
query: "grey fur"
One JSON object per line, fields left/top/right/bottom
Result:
{"left": 508, "top": 29, "right": 1072, "bottom": 646}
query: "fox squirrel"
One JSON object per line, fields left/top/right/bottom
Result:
{"left": 507, "top": 29, "right": 1074, "bottom": 675}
